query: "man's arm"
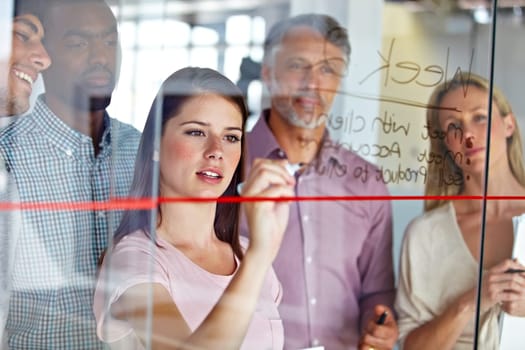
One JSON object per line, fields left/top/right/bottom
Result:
{"left": 358, "top": 184, "right": 398, "bottom": 349}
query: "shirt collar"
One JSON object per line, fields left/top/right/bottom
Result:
{"left": 33, "top": 95, "right": 112, "bottom": 153}
{"left": 247, "top": 109, "right": 285, "bottom": 162}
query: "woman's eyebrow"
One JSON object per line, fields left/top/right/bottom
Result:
{"left": 179, "top": 120, "right": 209, "bottom": 126}
{"left": 225, "top": 127, "right": 242, "bottom": 132}
{"left": 179, "top": 121, "right": 242, "bottom": 132}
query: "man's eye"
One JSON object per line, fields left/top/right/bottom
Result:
{"left": 319, "top": 64, "right": 336, "bottom": 75}
{"left": 65, "top": 40, "right": 88, "bottom": 49}
{"left": 105, "top": 35, "right": 119, "bottom": 47}
{"left": 288, "top": 61, "right": 306, "bottom": 70}
{"left": 14, "top": 31, "right": 29, "bottom": 42}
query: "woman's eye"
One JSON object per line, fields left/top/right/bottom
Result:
{"left": 225, "top": 135, "right": 241, "bottom": 143}
{"left": 447, "top": 122, "right": 461, "bottom": 132}
{"left": 185, "top": 130, "right": 205, "bottom": 137}
{"left": 474, "top": 114, "right": 487, "bottom": 122}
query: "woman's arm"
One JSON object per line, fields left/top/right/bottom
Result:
{"left": 112, "top": 159, "right": 295, "bottom": 350}
{"left": 115, "top": 249, "right": 277, "bottom": 350}
{"left": 403, "top": 259, "right": 525, "bottom": 350}
{"left": 403, "top": 290, "right": 474, "bottom": 350}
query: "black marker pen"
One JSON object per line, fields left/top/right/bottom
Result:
{"left": 376, "top": 311, "right": 388, "bottom": 325}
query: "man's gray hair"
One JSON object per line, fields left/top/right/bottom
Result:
{"left": 263, "top": 13, "right": 351, "bottom": 66}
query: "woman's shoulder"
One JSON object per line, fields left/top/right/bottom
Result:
{"left": 103, "top": 230, "right": 173, "bottom": 282}
{"left": 408, "top": 202, "right": 452, "bottom": 227}
{"left": 110, "top": 230, "right": 163, "bottom": 259}
{"left": 403, "top": 203, "right": 455, "bottom": 244}
{"left": 114, "top": 230, "right": 152, "bottom": 248}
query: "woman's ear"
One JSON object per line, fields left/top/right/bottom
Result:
{"left": 504, "top": 113, "right": 517, "bottom": 138}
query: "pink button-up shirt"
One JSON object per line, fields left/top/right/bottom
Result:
{"left": 243, "top": 112, "right": 395, "bottom": 350}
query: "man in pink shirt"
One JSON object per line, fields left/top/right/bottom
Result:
{"left": 243, "top": 14, "right": 398, "bottom": 350}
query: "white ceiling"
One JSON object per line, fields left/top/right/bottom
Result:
{"left": 109, "top": 0, "right": 289, "bottom": 22}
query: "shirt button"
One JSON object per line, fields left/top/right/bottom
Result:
{"left": 97, "top": 211, "right": 106, "bottom": 218}
{"left": 65, "top": 149, "right": 73, "bottom": 157}
{"left": 306, "top": 256, "right": 312, "bottom": 264}
{"left": 303, "top": 215, "right": 309, "bottom": 222}
{"left": 312, "top": 338, "right": 320, "bottom": 346}
{"left": 277, "top": 150, "right": 285, "bottom": 158}
{"left": 310, "top": 297, "right": 317, "bottom": 306}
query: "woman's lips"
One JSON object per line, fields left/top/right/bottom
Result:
{"left": 465, "top": 147, "right": 484, "bottom": 157}
{"left": 196, "top": 168, "right": 223, "bottom": 184}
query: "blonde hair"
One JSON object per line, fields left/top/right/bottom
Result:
{"left": 424, "top": 72, "right": 525, "bottom": 211}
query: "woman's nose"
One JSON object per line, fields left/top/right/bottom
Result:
{"left": 205, "top": 137, "right": 223, "bottom": 160}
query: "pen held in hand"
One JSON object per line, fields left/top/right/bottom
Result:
{"left": 237, "top": 162, "right": 303, "bottom": 194}
{"left": 376, "top": 311, "right": 388, "bottom": 325}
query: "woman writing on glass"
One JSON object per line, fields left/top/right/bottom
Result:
{"left": 395, "top": 72, "right": 525, "bottom": 349}
{"left": 94, "top": 67, "right": 294, "bottom": 349}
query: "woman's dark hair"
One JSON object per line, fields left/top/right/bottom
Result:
{"left": 113, "top": 67, "right": 248, "bottom": 259}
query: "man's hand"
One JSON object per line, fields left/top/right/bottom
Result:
{"left": 358, "top": 305, "right": 398, "bottom": 350}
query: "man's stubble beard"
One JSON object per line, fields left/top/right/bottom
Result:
{"left": 71, "top": 84, "right": 113, "bottom": 112}
{"left": 270, "top": 76, "right": 327, "bottom": 130}
{"left": 0, "top": 87, "right": 29, "bottom": 117}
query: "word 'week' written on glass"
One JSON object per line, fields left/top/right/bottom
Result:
{"left": 358, "top": 38, "right": 474, "bottom": 88}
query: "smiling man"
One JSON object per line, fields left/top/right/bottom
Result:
{"left": 0, "top": 0, "right": 140, "bottom": 348}
{"left": 0, "top": 1, "right": 50, "bottom": 347}
{"left": 0, "top": 0, "right": 50, "bottom": 117}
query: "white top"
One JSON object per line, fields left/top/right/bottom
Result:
{"left": 94, "top": 231, "right": 284, "bottom": 350}
{"left": 395, "top": 202, "right": 500, "bottom": 349}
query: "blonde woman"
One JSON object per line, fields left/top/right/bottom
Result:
{"left": 395, "top": 72, "right": 525, "bottom": 349}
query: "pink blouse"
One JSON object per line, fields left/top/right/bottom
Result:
{"left": 93, "top": 230, "right": 284, "bottom": 350}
